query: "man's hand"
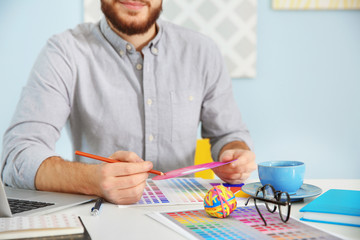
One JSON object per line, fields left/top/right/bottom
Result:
{"left": 94, "top": 151, "right": 152, "bottom": 205}
{"left": 213, "top": 148, "right": 256, "bottom": 184}
{"left": 35, "top": 151, "right": 153, "bottom": 205}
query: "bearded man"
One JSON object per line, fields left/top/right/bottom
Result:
{"left": 1, "top": 0, "right": 256, "bottom": 204}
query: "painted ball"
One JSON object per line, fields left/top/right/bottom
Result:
{"left": 204, "top": 185, "right": 237, "bottom": 218}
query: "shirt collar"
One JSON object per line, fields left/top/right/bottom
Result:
{"left": 99, "top": 17, "right": 163, "bottom": 55}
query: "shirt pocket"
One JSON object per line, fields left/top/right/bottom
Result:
{"left": 170, "top": 90, "right": 202, "bottom": 142}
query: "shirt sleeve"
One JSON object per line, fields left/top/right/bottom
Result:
{"left": 200, "top": 41, "right": 253, "bottom": 162}
{"left": 1, "top": 36, "right": 74, "bottom": 189}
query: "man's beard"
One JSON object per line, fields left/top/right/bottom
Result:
{"left": 101, "top": 0, "right": 162, "bottom": 36}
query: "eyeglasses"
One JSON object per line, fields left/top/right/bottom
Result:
{"left": 245, "top": 184, "right": 291, "bottom": 226}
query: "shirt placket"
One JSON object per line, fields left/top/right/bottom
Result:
{"left": 142, "top": 46, "right": 158, "bottom": 164}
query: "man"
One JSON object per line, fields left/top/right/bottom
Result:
{"left": 1, "top": 0, "right": 256, "bottom": 204}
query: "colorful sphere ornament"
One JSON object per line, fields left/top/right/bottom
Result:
{"left": 204, "top": 185, "right": 237, "bottom": 218}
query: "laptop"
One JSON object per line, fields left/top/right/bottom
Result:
{"left": 0, "top": 178, "right": 95, "bottom": 217}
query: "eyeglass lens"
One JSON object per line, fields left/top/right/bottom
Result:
{"left": 278, "top": 192, "right": 290, "bottom": 222}
{"left": 262, "top": 185, "right": 277, "bottom": 213}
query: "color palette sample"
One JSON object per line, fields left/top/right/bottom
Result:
{"left": 149, "top": 205, "right": 341, "bottom": 240}
{"left": 127, "top": 178, "right": 213, "bottom": 206}
{"left": 138, "top": 179, "right": 170, "bottom": 205}
{"left": 152, "top": 160, "right": 237, "bottom": 180}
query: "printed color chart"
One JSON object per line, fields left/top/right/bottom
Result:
{"left": 126, "top": 178, "right": 213, "bottom": 206}
{"left": 149, "top": 206, "right": 341, "bottom": 240}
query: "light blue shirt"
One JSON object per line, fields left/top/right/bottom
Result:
{"left": 1, "top": 18, "right": 253, "bottom": 189}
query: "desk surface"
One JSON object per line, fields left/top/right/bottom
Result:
{"left": 61, "top": 179, "right": 360, "bottom": 240}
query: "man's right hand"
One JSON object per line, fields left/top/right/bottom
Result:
{"left": 35, "top": 151, "right": 153, "bottom": 205}
{"left": 94, "top": 151, "right": 153, "bottom": 204}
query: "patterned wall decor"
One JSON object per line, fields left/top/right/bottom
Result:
{"left": 273, "top": 0, "right": 360, "bottom": 10}
{"left": 161, "top": 0, "right": 257, "bottom": 78}
{"left": 84, "top": 0, "right": 257, "bottom": 78}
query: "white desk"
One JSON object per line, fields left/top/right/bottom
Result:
{"left": 62, "top": 179, "right": 360, "bottom": 240}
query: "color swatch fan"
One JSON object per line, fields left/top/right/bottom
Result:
{"left": 153, "top": 159, "right": 237, "bottom": 180}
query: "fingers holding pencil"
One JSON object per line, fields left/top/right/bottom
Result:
{"left": 75, "top": 150, "right": 164, "bottom": 204}
{"left": 103, "top": 160, "right": 153, "bottom": 177}
{"left": 95, "top": 163, "right": 149, "bottom": 204}
{"left": 97, "top": 162, "right": 150, "bottom": 188}
{"left": 83, "top": 153, "right": 149, "bottom": 204}
{"left": 109, "top": 151, "right": 143, "bottom": 163}
{"left": 109, "top": 151, "right": 164, "bottom": 175}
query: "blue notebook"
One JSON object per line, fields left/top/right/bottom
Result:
{"left": 300, "top": 189, "right": 360, "bottom": 227}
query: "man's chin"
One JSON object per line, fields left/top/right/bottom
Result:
{"left": 102, "top": 0, "right": 162, "bottom": 36}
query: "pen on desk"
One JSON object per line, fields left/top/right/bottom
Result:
{"left": 91, "top": 198, "right": 103, "bottom": 216}
{"left": 75, "top": 151, "right": 164, "bottom": 176}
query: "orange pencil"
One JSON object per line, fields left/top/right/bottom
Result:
{"left": 75, "top": 151, "right": 164, "bottom": 176}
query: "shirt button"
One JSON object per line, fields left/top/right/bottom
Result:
{"left": 147, "top": 99, "right": 152, "bottom": 105}
{"left": 119, "top": 50, "right": 125, "bottom": 56}
{"left": 149, "top": 134, "right": 154, "bottom": 142}
{"left": 126, "top": 44, "right": 132, "bottom": 51}
{"left": 136, "top": 63, "right": 143, "bottom": 70}
{"left": 151, "top": 47, "right": 158, "bottom": 55}
{"left": 189, "top": 96, "right": 194, "bottom": 101}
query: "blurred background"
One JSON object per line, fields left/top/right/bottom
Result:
{"left": 0, "top": 0, "right": 359, "bottom": 179}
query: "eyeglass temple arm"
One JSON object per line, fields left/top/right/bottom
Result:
{"left": 250, "top": 195, "right": 289, "bottom": 206}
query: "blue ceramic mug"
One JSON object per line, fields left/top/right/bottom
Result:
{"left": 258, "top": 161, "right": 305, "bottom": 194}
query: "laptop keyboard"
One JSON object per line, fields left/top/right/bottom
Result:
{"left": 8, "top": 198, "right": 55, "bottom": 214}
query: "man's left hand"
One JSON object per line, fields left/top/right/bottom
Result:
{"left": 212, "top": 149, "right": 257, "bottom": 184}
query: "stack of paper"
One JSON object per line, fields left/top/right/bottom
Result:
{"left": 0, "top": 214, "right": 84, "bottom": 239}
